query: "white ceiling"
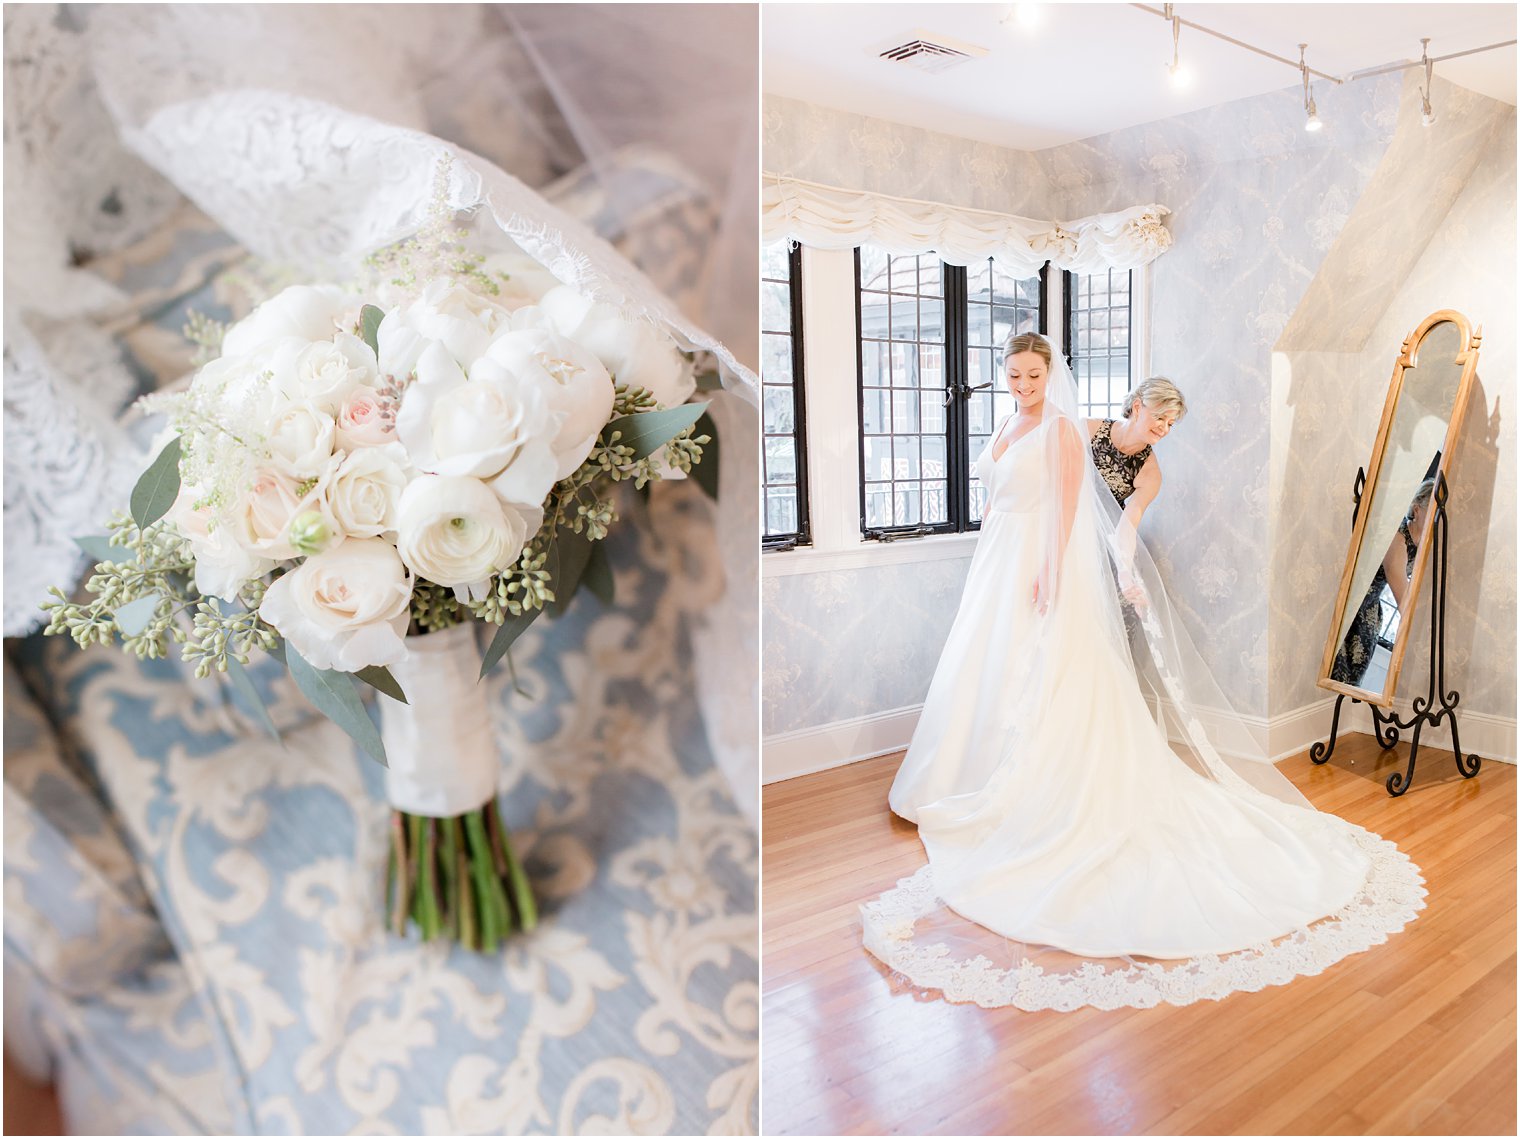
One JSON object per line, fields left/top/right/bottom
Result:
{"left": 763, "top": 2, "right": 1518, "bottom": 150}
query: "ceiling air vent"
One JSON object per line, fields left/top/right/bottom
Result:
{"left": 878, "top": 31, "right": 989, "bottom": 74}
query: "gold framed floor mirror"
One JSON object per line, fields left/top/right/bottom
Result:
{"left": 1312, "top": 309, "right": 1484, "bottom": 794}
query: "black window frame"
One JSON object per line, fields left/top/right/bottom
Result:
{"left": 855, "top": 249, "right": 1048, "bottom": 539}
{"left": 1063, "top": 267, "right": 1134, "bottom": 420}
{"left": 761, "top": 242, "right": 811, "bottom": 551}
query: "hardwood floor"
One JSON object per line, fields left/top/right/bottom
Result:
{"left": 761, "top": 736, "right": 1516, "bottom": 1136}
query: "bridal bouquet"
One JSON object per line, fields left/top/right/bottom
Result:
{"left": 43, "top": 193, "right": 714, "bottom": 952}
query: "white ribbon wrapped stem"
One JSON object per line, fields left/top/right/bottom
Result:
{"left": 378, "top": 623, "right": 500, "bottom": 817}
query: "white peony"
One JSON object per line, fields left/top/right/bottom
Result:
{"left": 284, "top": 334, "right": 377, "bottom": 413}
{"left": 480, "top": 325, "right": 615, "bottom": 479}
{"left": 478, "top": 250, "right": 564, "bottom": 310}
{"left": 394, "top": 474, "right": 532, "bottom": 594}
{"left": 220, "top": 284, "right": 356, "bottom": 357}
{"left": 328, "top": 445, "right": 409, "bottom": 539}
{"left": 167, "top": 485, "right": 273, "bottom": 601}
{"left": 375, "top": 277, "right": 514, "bottom": 380}
{"left": 258, "top": 539, "right": 413, "bottom": 672}
{"left": 535, "top": 286, "right": 695, "bottom": 407}
{"left": 393, "top": 342, "right": 560, "bottom": 508}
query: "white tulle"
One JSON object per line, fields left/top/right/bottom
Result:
{"left": 762, "top": 173, "right": 1173, "bottom": 275}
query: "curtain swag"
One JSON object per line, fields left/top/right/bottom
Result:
{"left": 762, "top": 173, "right": 1172, "bottom": 275}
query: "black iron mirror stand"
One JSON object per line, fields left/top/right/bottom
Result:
{"left": 1310, "top": 469, "right": 1481, "bottom": 796}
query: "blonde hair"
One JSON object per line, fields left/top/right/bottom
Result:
{"left": 1001, "top": 332, "right": 1054, "bottom": 367}
{"left": 1122, "top": 376, "right": 1187, "bottom": 421}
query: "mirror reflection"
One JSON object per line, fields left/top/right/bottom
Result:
{"left": 1327, "top": 319, "right": 1465, "bottom": 698}
{"left": 1330, "top": 468, "right": 1437, "bottom": 690}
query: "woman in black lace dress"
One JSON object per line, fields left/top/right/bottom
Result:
{"left": 1085, "top": 378, "right": 1186, "bottom": 616}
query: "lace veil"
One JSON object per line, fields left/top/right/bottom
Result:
{"left": 3, "top": 4, "right": 758, "bottom": 819}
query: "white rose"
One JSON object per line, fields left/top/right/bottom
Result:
{"left": 536, "top": 286, "right": 695, "bottom": 407}
{"left": 266, "top": 400, "right": 336, "bottom": 478}
{"left": 258, "top": 539, "right": 413, "bottom": 672}
{"left": 394, "top": 341, "right": 559, "bottom": 508}
{"left": 221, "top": 284, "right": 356, "bottom": 357}
{"left": 481, "top": 326, "right": 615, "bottom": 479}
{"left": 329, "top": 446, "right": 408, "bottom": 539}
{"left": 229, "top": 463, "right": 339, "bottom": 561}
{"left": 284, "top": 334, "right": 378, "bottom": 413}
{"left": 376, "top": 277, "right": 513, "bottom": 380}
{"left": 335, "top": 388, "right": 397, "bottom": 450}
{"left": 167, "top": 484, "right": 273, "bottom": 600}
{"left": 188, "top": 354, "right": 281, "bottom": 423}
{"left": 394, "top": 474, "right": 532, "bottom": 593}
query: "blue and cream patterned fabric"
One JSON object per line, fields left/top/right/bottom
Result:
{"left": 4, "top": 142, "right": 757, "bottom": 1134}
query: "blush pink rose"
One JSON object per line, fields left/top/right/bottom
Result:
{"left": 336, "top": 389, "right": 396, "bottom": 450}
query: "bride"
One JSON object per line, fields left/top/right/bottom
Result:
{"left": 868, "top": 332, "right": 1424, "bottom": 1010}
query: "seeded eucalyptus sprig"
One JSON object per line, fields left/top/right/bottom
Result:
{"left": 41, "top": 512, "right": 277, "bottom": 676}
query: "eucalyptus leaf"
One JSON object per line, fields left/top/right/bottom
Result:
{"left": 548, "top": 528, "right": 595, "bottom": 617}
{"left": 582, "top": 542, "right": 614, "bottom": 606}
{"left": 603, "top": 402, "right": 708, "bottom": 460}
{"left": 112, "top": 594, "right": 161, "bottom": 637}
{"left": 73, "top": 535, "right": 118, "bottom": 564}
{"left": 359, "top": 304, "right": 385, "bottom": 355}
{"left": 692, "top": 410, "right": 719, "bottom": 501}
{"left": 285, "top": 644, "right": 387, "bottom": 766}
{"left": 479, "top": 608, "right": 542, "bottom": 679}
{"left": 224, "top": 656, "right": 280, "bottom": 741}
{"left": 355, "top": 664, "right": 408, "bottom": 704}
{"left": 130, "top": 437, "right": 182, "bottom": 530}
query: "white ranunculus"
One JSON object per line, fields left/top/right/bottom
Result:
{"left": 258, "top": 539, "right": 413, "bottom": 672}
{"left": 229, "top": 463, "right": 339, "bottom": 561}
{"left": 376, "top": 277, "right": 513, "bottom": 379}
{"left": 481, "top": 326, "right": 615, "bottom": 479}
{"left": 394, "top": 475, "right": 531, "bottom": 593}
{"left": 393, "top": 342, "right": 559, "bottom": 508}
{"left": 188, "top": 354, "right": 281, "bottom": 423}
{"left": 335, "top": 388, "right": 397, "bottom": 450}
{"left": 167, "top": 485, "right": 273, "bottom": 601}
{"left": 221, "top": 284, "right": 356, "bottom": 357}
{"left": 285, "top": 334, "right": 378, "bottom": 413}
{"left": 536, "top": 286, "right": 695, "bottom": 407}
{"left": 266, "top": 400, "right": 336, "bottom": 478}
{"left": 328, "top": 446, "right": 408, "bottom": 539}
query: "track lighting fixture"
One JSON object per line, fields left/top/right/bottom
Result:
{"left": 1418, "top": 38, "right": 1437, "bottom": 126}
{"left": 1164, "top": 4, "right": 1190, "bottom": 86}
{"left": 1299, "top": 43, "right": 1323, "bottom": 132}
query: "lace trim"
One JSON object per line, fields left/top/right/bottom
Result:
{"left": 860, "top": 821, "right": 1425, "bottom": 1011}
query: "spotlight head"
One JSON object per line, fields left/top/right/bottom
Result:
{"left": 1421, "top": 105, "right": 1437, "bottom": 127}
{"left": 1305, "top": 98, "right": 1323, "bottom": 132}
{"left": 1010, "top": 2, "right": 1039, "bottom": 29}
{"left": 1167, "top": 61, "right": 1191, "bottom": 87}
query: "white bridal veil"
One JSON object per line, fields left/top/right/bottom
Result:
{"left": 861, "top": 346, "right": 1425, "bottom": 1010}
{"left": 3, "top": 3, "right": 759, "bottom": 818}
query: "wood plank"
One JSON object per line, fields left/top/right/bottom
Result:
{"left": 760, "top": 737, "right": 1516, "bottom": 1136}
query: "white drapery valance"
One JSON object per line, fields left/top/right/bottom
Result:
{"left": 762, "top": 173, "right": 1172, "bottom": 275}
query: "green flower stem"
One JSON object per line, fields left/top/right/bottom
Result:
{"left": 454, "top": 818, "right": 477, "bottom": 952}
{"left": 465, "top": 810, "right": 508, "bottom": 951}
{"left": 422, "top": 818, "right": 443, "bottom": 940}
{"left": 389, "top": 811, "right": 410, "bottom": 937}
{"left": 487, "top": 802, "right": 538, "bottom": 932}
{"left": 440, "top": 815, "right": 460, "bottom": 942}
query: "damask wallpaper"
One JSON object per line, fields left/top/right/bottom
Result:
{"left": 1271, "top": 95, "right": 1516, "bottom": 728}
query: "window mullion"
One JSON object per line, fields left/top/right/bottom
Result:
{"left": 944, "top": 263, "right": 969, "bottom": 532}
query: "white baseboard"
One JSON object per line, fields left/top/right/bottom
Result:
{"left": 763, "top": 698, "right": 1516, "bottom": 784}
{"left": 762, "top": 705, "right": 923, "bottom": 783}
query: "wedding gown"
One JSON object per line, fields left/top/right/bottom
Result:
{"left": 866, "top": 411, "right": 1426, "bottom": 1010}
